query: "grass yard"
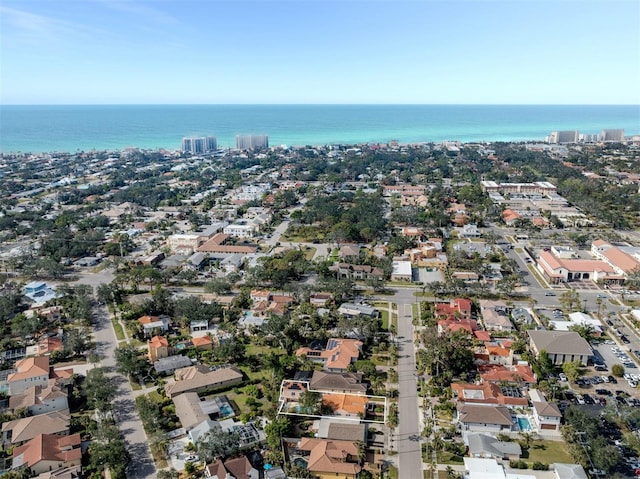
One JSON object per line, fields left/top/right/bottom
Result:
{"left": 302, "top": 246, "right": 317, "bottom": 260}
{"left": 436, "top": 451, "right": 465, "bottom": 464}
{"left": 371, "top": 354, "right": 389, "bottom": 366}
{"left": 387, "top": 465, "right": 399, "bottom": 479}
{"left": 379, "top": 310, "right": 390, "bottom": 330}
{"left": 245, "top": 344, "right": 286, "bottom": 357}
{"left": 111, "top": 319, "right": 125, "bottom": 340}
{"left": 147, "top": 389, "right": 164, "bottom": 403}
{"left": 522, "top": 440, "right": 573, "bottom": 464}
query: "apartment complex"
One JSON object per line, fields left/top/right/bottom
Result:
{"left": 181, "top": 136, "right": 217, "bottom": 153}
{"left": 236, "top": 135, "right": 268, "bottom": 150}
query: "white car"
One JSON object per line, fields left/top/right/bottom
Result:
{"left": 559, "top": 373, "right": 568, "bottom": 382}
{"left": 576, "top": 395, "right": 586, "bottom": 405}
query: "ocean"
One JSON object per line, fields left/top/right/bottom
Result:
{"left": 1, "top": 104, "right": 639, "bottom": 154}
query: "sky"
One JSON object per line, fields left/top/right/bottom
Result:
{"left": 1, "top": 0, "right": 639, "bottom": 105}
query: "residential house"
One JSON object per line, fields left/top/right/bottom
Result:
{"left": 310, "top": 292, "right": 334, "bottom": 308}
{"left": 192, "top": 335, "right": 214, "bottom": 350}
{"left": 154, "top": 355, "right": 193, "bottom": 375}
{"left": 527, "top": 330, "right": 592, "bottom": 366}
{"left": 296, "top": 438, "right": 362, "bottom": 479}
{"left": 456, "top": 404, "right": 513, "bottom": 433}
{"left": 531, "top": 401, "right": 562, "bottom": 431}
{"left": 138, "top": 315, "right": 171, "bottom": 336}
{"left": 165, "top": 365, "right": 243, "bottom": 398}
{"left": 337, "top": 303, "right": 378, "bottom": 318}
{"left": 2, "top": 410, "right": 70, "bottom": 447}
{"left": 451, "top": 382, "right": 528, "bottom": 407}
{"left": 478, "top": 300, "right": 513, "bottom": 332}
{"left": 335, "top": 264, "right": 384, "bottom": 281}
{"left": 322, "top": 394, "right": 368, "bottom": 418}
{"left": 437, "top": 318, "right": 478, "bottom": 336}
{"left": 467, "top": 433, "right": 522, "bottom": 461}
{"left": 26, "top": 337, "right": 64, "bottom": 357}
{"left": 310, "top": 371, "right": 368, "bottom": 395}
{"left": 339, "top": 245, "right": 360, "bottom": 260}
{"left": 553, "top": 463, "right": 588, "bottom": 479}
{"left": 481, "top": 342, "right": 513, "bottom": 366}
{"left": 280, "top": 380, "right": 307, "bottom": 402}
{"left": 314, "top": 419, "right": 367, "bottom": 443}
{"left": 435, "top": 298, "right": 472, "bottom": 320}
{"left": 223, "top": 456, "right": 260, "bottom": 479}
{"left": 11, "top": 433, "right": 81, "bottom": 476}
{"left": 296, "top": 339, "right": 363, "bottom": 372}
{"left": 250, "top": 290, "right": 271, "bottom": 304}
{"left": 205, "top": 456, "right": 259, "bottom": 479}
{"left": 7, "top": 357, "right": 51, "bottom": 396}
{"left": 190, "top": 319, "right": 210, "bottom": 332}
{"left": 479, "top": 364, "right": 537, "bottom": 387}
{"left": 147, "top": 336, "right": 169, "bottom": 362}
{"left": 23, "top": 282, "right": 59, "bottom": 306}
{"left": 9, "top": 379, "right": 69, "bottom": 416}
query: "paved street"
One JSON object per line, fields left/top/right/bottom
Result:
{"left": 383, "top": 287, "right": 423, "bottom": 479}
{"left": 93, "top": 305, "right": 157, "bottom": 479}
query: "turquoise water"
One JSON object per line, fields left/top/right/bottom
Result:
{"left": 219, "top": 404, "right": 233, "bottom": 417}
{"left": 517, "top": 416, "right": 532, "bottom": 431}
{"left": 1, "top": 104, "right": 638, "bottom": 153}
{"left": 293, "top": 458, "right": 308, "bottom": 469}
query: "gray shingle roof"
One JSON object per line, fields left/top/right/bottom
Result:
{"left": 527, "top": 330, "right": 592, "bottom": 356}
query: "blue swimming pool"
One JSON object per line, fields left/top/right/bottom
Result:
{"left": 517, "top": 416, "right": 532, "bottom": 431}
{"left": 219, "top": 404, "right": 234, "bottom": 417}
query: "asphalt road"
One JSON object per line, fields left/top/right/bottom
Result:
{"left": 93, "top": 305, "right": 157, "bottom": 479}
{"left": 384, "top": 287, "right": 423, "bottom": 479}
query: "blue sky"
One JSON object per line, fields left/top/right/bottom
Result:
{"left": 1, "top": 0, "right": 639, "bottom": 104}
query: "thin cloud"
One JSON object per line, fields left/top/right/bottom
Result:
{"left": 0, "top": 5, "right": 107, "bottom": 46}
{"left": 94, "top": 0, "right": 181, "bottom": 26}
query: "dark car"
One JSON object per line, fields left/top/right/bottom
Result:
{"left": 596, "top": 389, "right": 612, "bottom": 396}
{"left": 608, "top": 375, "right": 618, "bottom": 383}
{"left": 621, "top": 335, "right": 631, "bottom": 344}
{"left": 583, "top": 394, "right": 595, "bottom": 404}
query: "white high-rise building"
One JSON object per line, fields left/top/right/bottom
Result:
{"left": 548, "top": 130, "right": 578, "bottom": 144}
{"left": 181, "top": 136, "right": 217, "bottom": 153}
{"left": 599, "top": 129, "right": 624, "bottom": 142}
{"left": 236, "top": 135, "right": 269, "bottom": 150}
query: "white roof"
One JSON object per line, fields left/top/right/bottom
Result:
{"left": 464, "top": 458, "right": 506, "bottom": 479}
{"left": 392, "top": 261, "right": 412, "bottom": 276}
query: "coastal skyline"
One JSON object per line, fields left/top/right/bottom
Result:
{"left": 1, "top": 0, "right": 639, "bottom": 105}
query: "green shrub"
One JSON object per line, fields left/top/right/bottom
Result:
{"left": 532, "top": 462, "right": 548, "bottom": 470}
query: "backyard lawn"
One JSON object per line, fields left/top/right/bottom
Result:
{"left": 522, "top": 440, "right": 573, "bottom": 465}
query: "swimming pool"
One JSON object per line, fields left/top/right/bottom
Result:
{"left": 517, "top": 416, "right": 532, "bottom": 431}
{"left": 219, "top": 403, "right": 234, "bottom": 417}
{"left": 293, "top": 458, "right": 308, "bottom": 469}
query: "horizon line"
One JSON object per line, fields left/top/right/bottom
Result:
{"left": 2, "top": 102, "right": 640, "bottom": 107}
